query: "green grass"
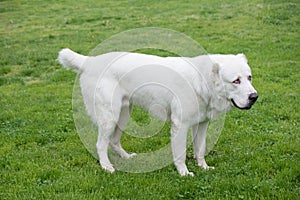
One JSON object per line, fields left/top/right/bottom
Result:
{"left": 0, "top": 0, "right": 299, "bottom": 199}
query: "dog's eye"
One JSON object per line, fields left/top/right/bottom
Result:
{"left": 248, "top": 75, "right": 252, "bottom": 81}
{"left": 232, "top": 78, "right": 241, "bottom": 84}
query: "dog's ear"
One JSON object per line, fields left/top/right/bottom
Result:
{"left": 212, "top": 62, "right": 220, "bottom": 75}
{"left": 193, "top": 62, "right": 221, "bottom": 104}
{"left": 212, "top": 62, "right": 222, "bottom": 87}
{"left": 212, "top": 62, "right": 221, "bottom": 83}
{"left": 237, "top": 53, "right": 248, "bottom": 63}
{"left": 192, "top": 74, "right": 210, "bottom": 104}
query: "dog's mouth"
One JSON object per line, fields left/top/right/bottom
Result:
{"left": 231, "top": 99, "right": 252, "bottom": 110}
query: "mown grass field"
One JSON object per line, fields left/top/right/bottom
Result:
{"left": 0, "top": 0, "right": 299, "bottom": 199}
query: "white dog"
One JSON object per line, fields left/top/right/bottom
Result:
{"left": 58, "top": 48, "right": 258, "bottom": 176}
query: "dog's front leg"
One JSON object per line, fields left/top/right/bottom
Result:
{"left": 192, "top": 121, "right": 214, "bottom": 170}
{"left": 171, "top": 122, "right": 194, "bottom": 176}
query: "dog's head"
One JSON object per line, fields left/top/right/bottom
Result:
{"left": 213, "top": 54, "right": 258, "bottom": 110}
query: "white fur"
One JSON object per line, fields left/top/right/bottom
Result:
{"left": 58, "top": 48, "right": 257, "bottom": 176}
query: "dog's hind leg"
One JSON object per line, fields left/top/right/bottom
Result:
{"left": 96, "top": 115, "right": 116, "bottom": 173}
{"left": 95, "top": 95, "right": 120, "bottom": 172}
{"left": 110, "top": 101, "right": 136, "bottom": 159}
{"left": 95, "top": 80, "right": 128, "bottom": 173}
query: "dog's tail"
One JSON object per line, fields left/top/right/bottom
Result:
{"left": 57, "top": 48, "right": 87, "bottom": 73}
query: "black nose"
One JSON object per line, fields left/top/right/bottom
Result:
{"left": 249, "top": 92, "right": 258, "bottom": 102}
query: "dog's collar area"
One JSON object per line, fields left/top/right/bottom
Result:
{"left": 231, "top": 99, "right": 252, "bottom": 110}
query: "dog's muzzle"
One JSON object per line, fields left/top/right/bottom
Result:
{"left": 231, "top": 92, "right": 258, "bottom": 110}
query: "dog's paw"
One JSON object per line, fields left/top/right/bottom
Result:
{"left": 128, "top": 153, "right": 137, "bottom": 158}
{"left": 179, "top": 169, "right": 194, "bottom": 177}
{"left": 176, "top": 164, "right": 194, "bottom": 177}
{"left": 197, "top": 159, "right": 215, "bottom": 170}
{"left": 200, "top": 165, "right": 215, "bottom": 170}
{"left": 101, "top": 164, "right": 115, "bottom": 173}
{"left": 122, "top": 152, "right": 137, "bottom": 159}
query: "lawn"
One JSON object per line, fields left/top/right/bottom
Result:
{"left": 0, "top": 0, "right": 299, "bottom": 199}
